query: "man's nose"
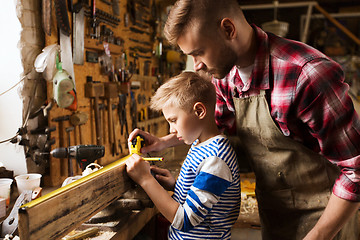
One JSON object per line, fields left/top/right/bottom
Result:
{"left": 193, "top": 57, "right": 205, "bottom": 71}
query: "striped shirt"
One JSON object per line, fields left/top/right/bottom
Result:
{"left": 169, "top": 135, "right": 241, "bottom": 240}
{"left": 213, "top": 24, "right": 360, "bottom": 202}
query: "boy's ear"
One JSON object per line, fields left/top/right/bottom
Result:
{"left": 193, "top": 102, "right": 206, "bottom": 119}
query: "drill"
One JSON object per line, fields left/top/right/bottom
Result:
{"left": 130, "top": 135, "right": 163, "bottom": 161}
{"left": 50, "top": 145, "right": 105, "bottom": 170}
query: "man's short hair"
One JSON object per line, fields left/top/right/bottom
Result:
{"left": 150, "top": 71, "right": 216, "bottom": 112}
{"left": 164, "top": 0, "right": 242, "bottom": 45}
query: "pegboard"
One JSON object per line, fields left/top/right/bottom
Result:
{"left": 44, "top": 0, "right": 169, "bottom": 186}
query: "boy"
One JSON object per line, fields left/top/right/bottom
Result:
{"left": 125, "top": 71, "right": 241, "bottom": 239}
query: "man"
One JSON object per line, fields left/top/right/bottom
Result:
{"left": 129, "top": 0, "right": 360, "bottom": 239}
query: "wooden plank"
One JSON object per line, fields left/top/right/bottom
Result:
{"left": 18, "top": 156, "right": 132, "bottom": 240}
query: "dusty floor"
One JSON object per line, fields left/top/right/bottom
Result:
{"left": 231, "top": 228, "right": 262, "bottom": 240}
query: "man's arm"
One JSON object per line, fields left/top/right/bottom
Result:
{"left": 304, "top": 193, "right": 359, "bottom": 240}
{"left": 295, "top": 60, "right": 360, "bottom": 239}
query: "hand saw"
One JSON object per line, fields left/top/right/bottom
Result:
{"left": 54, "top": 0, "right": 71, "bottom": 36}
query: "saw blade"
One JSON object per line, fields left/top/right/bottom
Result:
{"left": 73, "top": 8, "right": 85, "bottom": 65}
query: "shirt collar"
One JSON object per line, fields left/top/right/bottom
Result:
{"left": 251, "top": 24, "right": 270, "bottom": 90}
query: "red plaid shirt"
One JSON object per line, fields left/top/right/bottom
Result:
{"left": 213, "top": 25, "right": 360, "bottom": 202}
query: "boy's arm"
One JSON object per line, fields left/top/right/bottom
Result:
{"left": 126, "top": 154, "right": 179, "bottom": 223}
{"left": 172, "top": 156, "right": 236, "bottom": 232}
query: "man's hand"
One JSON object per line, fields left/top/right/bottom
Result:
{"left": 150, "top": 165, "right": 176, "bottom": 191}
{"left": 125, "top": 154, "right": 153, "bottom": 186}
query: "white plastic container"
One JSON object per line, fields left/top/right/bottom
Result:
{"left": 15, "top": 173, "right": 42, "bottom": 194}
{"left": 0, "top": 178, "right": 13, "bottom": 207}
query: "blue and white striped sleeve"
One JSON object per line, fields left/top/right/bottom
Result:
{"left": 171, "top": 156, "right": 233, "bottom": 232}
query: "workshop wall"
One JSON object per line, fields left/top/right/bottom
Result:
{"left": 33, "top": 0, "right": 185, "bottom": 186}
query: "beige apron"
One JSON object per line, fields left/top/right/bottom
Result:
{"left": 233, "top": 90, "right": 358, "bottom": 240}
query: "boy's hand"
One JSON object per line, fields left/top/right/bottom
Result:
{"left": 125, "top": 154, "right": 153, "bottom": 186}
{"left": 150, "top": 165, "right": 176, "bottom": 191}
{"left": 128, "top": 128, "right": 163, "bottom": 153}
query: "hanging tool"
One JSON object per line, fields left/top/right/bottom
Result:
{"left": 42, "top": 0, "right": 52, "bottom": 36}
{"left": 85, "top": 77, "right": 105, "bottom": 145}
{"left": 112, "top": 0, "right": 120, "bottom": 16}
{"left": 70, "top": 111, "right": 88, "bottom": 145}
{"left": 103, "top": 82, "right": 119, "bottom": 156}
{"left": 129, "top": 38, "right": 151, "bottom": 46}
{"left": 65, "top": 126, "right": 75, "bottom": 176}
{"left": 50, "top": 145, "right": 105, "bottom": 170}
{"left": 54, "top": 0, "right": 71, "bottom": 36}
{"left": 73, "top": 0, "right": 87, "bottom": 65}
{"left": 129, "top": 27, "right": 150, "bottom": 35}
{"left": 90, "top": 0, "right": 99, "bottom": 39}
{"left": 54, "top": 0, "right": 76, "bottom": 101}
{"left": 118, "top": 94, "right": 129, "bottom": 139}
{"left": 130, "top": 91, "right": 137, "bottom": 130}
{"left": 130, "top": 135, "right": 162, "bottom": 161}
{"left": 112, "top": 103, "right": 120, "bottom": 156}
{"left": 99, "top": 102, "right": 106, "bottom": 144}
{"left": 84, "top": 8, "right": 121, "bottom": 28}
{"left": 51, "top": 115, "right": 70, "bottom": 149}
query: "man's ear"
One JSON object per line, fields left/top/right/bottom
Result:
{"left": 193, "top": 102, "right": 206, "bottom": 119}
{"left": 220, "top": 18, "right": 236, "bottom": 40}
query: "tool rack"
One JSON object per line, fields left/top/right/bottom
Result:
{"left": 43, "top": 0, "right": 182, "bottom": 187}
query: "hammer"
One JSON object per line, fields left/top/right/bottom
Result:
{"left": 85, "top": 77, "right": 104, "bottom": 145}
{"left": 70, "top": 111, "right": 88, "bottom": 145}
{"left": 103, "top": 82, "right": 119, "bottom": 156}
{"left": 51, "top": 115, "right": 70, "bottom": 149}
{"left": 51, "top": 115, "right": 70, "bottom": 176}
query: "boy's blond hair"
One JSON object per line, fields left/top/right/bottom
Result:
{"left": 150, "top": 71, "right": 216, "bottom": 113}
{"left": 164, "top": 0, "right": 243, "bottom": 45}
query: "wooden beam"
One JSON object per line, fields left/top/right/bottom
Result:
{"left": 315, "top": 4, "right": 360, "bottom": 46}
{"left": 18, "top": 156, "right": 132, "bottom": 240}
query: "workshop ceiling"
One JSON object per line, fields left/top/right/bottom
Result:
{"left": 156, "top": 0, "right": 360, "bottom": 11}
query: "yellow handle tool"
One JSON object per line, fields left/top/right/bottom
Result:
{"left": 130, "top": 135, "right": 163, "bottom": 161}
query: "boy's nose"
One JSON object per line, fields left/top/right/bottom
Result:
{"left": 170, "top": 126, "right": 177, "bottom": 134}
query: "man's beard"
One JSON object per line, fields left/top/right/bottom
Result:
{"left": 199, "top": 51, "right": 237, "bottom": 79}
{"left": 197, "top": 63, "right": 234, "bottom": 80}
